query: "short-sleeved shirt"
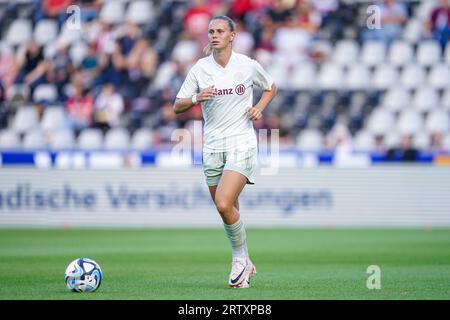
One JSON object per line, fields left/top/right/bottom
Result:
{"left": 176, "top": 50, "right": 274, "bottom": 152}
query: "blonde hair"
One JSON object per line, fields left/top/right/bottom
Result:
{"left": 203, "top": 15, "right": 236, "bottom": 56}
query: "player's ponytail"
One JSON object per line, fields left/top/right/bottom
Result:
{"left": 204, "top": 15, "right": 236, "bottom": 56}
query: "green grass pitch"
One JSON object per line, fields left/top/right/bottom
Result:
{"left": 0, "top": 228, "right": 449, "bottom": 300}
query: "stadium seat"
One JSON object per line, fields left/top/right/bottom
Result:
{"left": 346, "top": 64, "right": 371, "bottom": 90}
{"left": 99, "top": 1, "right": 125, "bottom": 24}
{"left": 400, "top": 64, "right": 426, "bottom": 89}
{"left": 332, "top": 39, "right": 359, "bottom": 66}
{"left": 416, "top": 40, "right": 442, "bottom": 66}
{"left": 34, "top": 19, "right": 58, "bottom": 46}
{"left": 49, "top": 129, "right": 76, "bottom": 150}
{"left": 6, "top": 84, "right": 30, "bottom": 102}
{"left": 384, "top": 131, "right": 400, "bottom": 149}
{"left": 412, "top": 87, "right": 439, "bottom": 113}
{"left": 58, "top": 22, "right": 83, "bottom": 45}
{"left": 445, "top": 42, "right": 450, "bottom": 64}
{"left": 382, "top": 87, "right": 411, "bottom": 113}
{"left": 442, "top": 89, "right": 450, "bottom": 110}
{"left": 131, "top": 128, "right": 154, "bottom": 151}
{"left": 267, "top": 62, "right": 289, "bottom": 90}
{"left": 5, "top": 19, "right": 32, "bottom": 46}
{"left": 296, "top": 129, "right": 324, "bottom": 151}
{"left": 428, "top": 64, "right": 450, "bottom": 89}
{"left": 152, "top": 61, "right": 177, "bottom": 90}
{"left": 366, "top": 108, "right": 395, "bottom": 136}
{"left": 317, "top": 62, "right": 344, "bottom": 90}
{"left": 388, "top": 41, "right": 414, "bottom": 66}
{"left": 171, "top": 40, "right": 200, "bottom": 65}
{"left": 290, "top": 62, "right": 316, "bottom": 90}
{"left": 22, "top": 129, "right": 47, "bottom": 150}
{"left": 443, "top": 133, "right": 450, "bottom": 151}
{"left": 32, "top": 84, "right": 58, "bottom": 104}
{"left": 353, "top": 130, "right": 374, "bottom": 152}
{"left": 372, "top": 64, "right": 399, "bottom": 90}
{"left": 11, "top": 106, "right": 39, "bottom": 134}
{"left": 104, "top": 128, "right": 131, "bottom": 150}
{"left": 41, "top": 106, "right": 66, "bottom": 133}
{"left": 77, "top": 128, "right": 103, "bottom": 150}
{"left": 403, "top": 18, "right": 425, "bottom": 44}
{"left": 361, "top": 41, "right": 386, "bottom": 67}
{"left": 397, "top": 110, "right": 423, "bottom": 136}
{"left": 0, "top": 129, "right": 21, "bottom": 150}
{"left": 413, "top": 131, "right": 430, "bottom": 150}
{"left": 126, "top": 0, "right": 155, "bottom": 25}
{"left": 69, "top": 41, "right": 88, "bottom": 67}
{"left": 425, "top": 109, "right": 450, "bottom": 134}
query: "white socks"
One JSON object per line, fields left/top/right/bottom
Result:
{"left": 224, "top": 218, "right": 248, "bottom": 259}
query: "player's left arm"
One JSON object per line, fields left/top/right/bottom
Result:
{"left": 247, "top": 83, "right": 277, "bottom": 121}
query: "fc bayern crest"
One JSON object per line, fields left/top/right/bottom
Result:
{"left": 235, "top": 84, "right": 246, "bottom": 95}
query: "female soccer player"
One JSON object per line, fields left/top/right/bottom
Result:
{"left": 173, "top": 16, "right": 277, "bottom": 288}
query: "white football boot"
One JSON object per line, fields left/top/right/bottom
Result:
{"left": 228, "top": 256, "right": 257, "bottom": 288}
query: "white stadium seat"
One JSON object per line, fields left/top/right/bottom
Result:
{"left": 400, "top": 64, "right": 426, "bottom": 89}
{"left": 372, "top": 64, "right": 399, "bottom": 90}
{"left": 296, "top": 129, "right": 324, "bottom": 151}
{"left": 382, "top": 87, "right": 411, "bottom": 113}
{"left": 353, "top": 130, "right": 374, "bottom": 152}
{"left": 290, "top": 62, "right": 317, "bottom": 90}
{"left": 0, "top": 129, "right": 21, "bottom": 150}
{"left": 69, "top": 41, "right": 88, "bottom": 67}
{"left": 361, "top": 41, "right": 386, "bottom": 67}
{"left": 413, "top": 132, "right": 430, "bottom": 150}
{"left": 445, "top": 42, "right": 450, "bottom": 64}
{"left": 428, "top": 64, "right": 450, "bottom": 89}
{"left": 332, "top": 39, "right": 359, "bottom": 66}
{"left": 41, "top": 106, "right": 66, "bottom": 133}
{"left": 131, "top": 128, "right": 154, "bottom": 151}
{"left": 33, "top": 84, "right": 58, "bottom": 103}
{"left": 34, "top": 19, "right": 58, "bottom": 46}
{"left": 442, "top": 89, "right": 450, "bottom": 110}
{"left": 5, "top": 19, "right": 32, "bottom": 46}
{"left": 416, "top": 40, "right": 442, "bottom": 66}
{"left": 22, "top": 129, "right": 47, "bottom": 150}
{"left": 99, "top": 1, "right": 125, "bottom": 24}
{"left": 366, "top": 108, "right": 395, "bottom": 136}
{"left": 11, "top": 106, "right": 39, "bottom": 134}
{"left": 397, "top": 110, "right": 423, "bottom": 136}
{"left": 412, "top": 87, "right": 439, "bottom": 113}
{"left": 318, "top": 62, "right": 344, "bottom": 90}
{"left": 50, "top": 129, "right": 76, "bottom": 150}
{"left": 425, "top": 109, "right": 450, "bottom": 134}
{"left": 388, "top": 41, "right": 414, "bottom": 66}
{"left": 77, "top": 128, "right": 103, "bottom": 150}
{"left": 403, "top": 18, "right": 425, "bottom": 44}
{"left": 126, "top": 0, "right": 155, "bottom": 25}
{"left": 104, "top": 128, "right": 130, "bottom": 150}
{"left": 346, "top": 64, "right": 371, "bottom": 90}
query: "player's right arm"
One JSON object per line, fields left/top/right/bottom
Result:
{"left": 173, "top": 86, "right": 216, "bottom": 114}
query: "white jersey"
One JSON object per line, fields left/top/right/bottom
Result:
{"left": 176, "top": 51, "right": 274, "bottom": 152}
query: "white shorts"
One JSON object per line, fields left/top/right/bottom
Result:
{"left": 203, "top": 147, "right": 257, "bottom": 187}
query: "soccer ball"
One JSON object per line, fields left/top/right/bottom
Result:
{"left": 64, "top": 258, "right": 103, "bottom": 293}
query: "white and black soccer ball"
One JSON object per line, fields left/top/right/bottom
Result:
{"left": 64, "top": 258, "right": 103, "bottom": 293}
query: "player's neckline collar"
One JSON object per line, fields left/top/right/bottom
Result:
{"left": 211, "top": 50, "right": 235, "bottom": 70}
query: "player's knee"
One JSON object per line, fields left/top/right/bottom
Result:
{"left": 215, "top": 198, "right": 233, "bottom": 214}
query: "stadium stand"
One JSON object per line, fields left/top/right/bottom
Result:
{"left": 0, "top": 0, "right": 449, "bottom": 159}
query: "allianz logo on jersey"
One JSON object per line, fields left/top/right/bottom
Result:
{"left": 215, "top": 84, "right": 246, "bottom": 96}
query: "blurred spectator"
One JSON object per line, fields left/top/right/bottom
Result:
{"left": 0, "top": 44, "right": 18, "bottom": 91}
{"left": 233, "top": 19, "right": 255, "bottom": 55}
{"left": 386, "top": 134, "right": 418, "bottom": 162}
{"left": 430, "top": 132, "right": 447, "bottom": 153}
{"left": 428, "top": 0, "right": 450, "bottom": 49}
{"left": 76, "top": 0, "right": 101, "bottom": 22}
{"left": 362, "top": 0, "right": 407, "bottom": 46}
{"left": 294, "top": 0, "right": 322, "bottom": 34}
{"left": 15, "top": 41, "right": 48, "bottom": 94}
{"left": 35, "top": 0, "right": 73, "bottom": 26}
{"left": 153, "top": 101, "right": 181, "bottom": 145}
{"left": 65, "top": 84, "right": 94, "bottom": 134}
{"left": 183, "top": 0, "right": 213, "bottom": 46}
{"left": 261, "top": 0, "right": 293, "bottom": 30}
{"left": 93, "top": 83, "right": 124, "bottom": 130}
{"left": 50, "top": 42, "right": 74, "bottom": 100}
